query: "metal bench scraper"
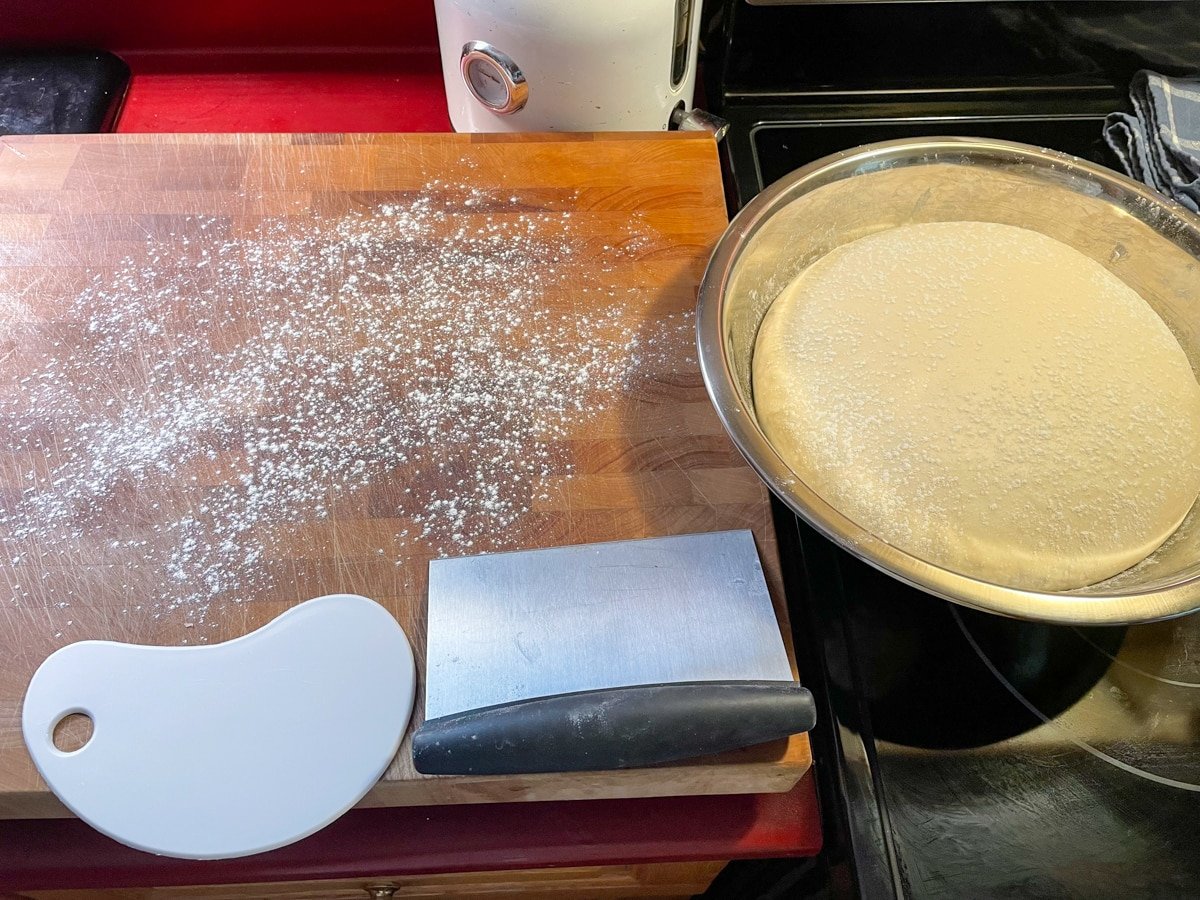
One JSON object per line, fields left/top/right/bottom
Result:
{"left": 413, "top": 529, "right": 815, "bottom": 775}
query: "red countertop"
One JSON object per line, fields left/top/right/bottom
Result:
{"left": 0, "top": 0, "right": 824, "bottom": 890}
{"left": 113, "top": 50, "right": 453, "bottom": 133}
{"left": 5, "top": 0, "right": 452, "bottom": 133}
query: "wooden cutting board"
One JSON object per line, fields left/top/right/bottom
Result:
{"left": 0, "top": 132, "right": 810, "bottom": 818}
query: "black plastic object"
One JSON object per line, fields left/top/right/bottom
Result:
{"left": 0, "top": 51, "right": 130, "bottom": 135}
{"left": 412, "top": 680, "right": 816, "bottom": 775}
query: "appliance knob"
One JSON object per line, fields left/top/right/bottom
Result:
{"left": 460, "top": 41, "right": 529, "bottom": 115}
{"left": 670, "top": 107, "right": 729, "bottom": 141}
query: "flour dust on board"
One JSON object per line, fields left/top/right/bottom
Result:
{"left": 0, "top": 185, "right": 690, "bottom": 637}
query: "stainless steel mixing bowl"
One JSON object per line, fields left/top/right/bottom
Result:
{"left": 697, "top": 137, "right": 1200, "bottom": 625}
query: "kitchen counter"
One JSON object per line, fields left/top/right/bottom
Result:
{"left": 0, "top": 129, "right": 822, "bottom": 894}
{"left": 0, "top": 4, "right": 825, "bottom": 893}
{"left": 0, "top": 130, "right": 809, "bottom": 816}
{"left": 5, "top": 1, "right": 453, "bottom": 134}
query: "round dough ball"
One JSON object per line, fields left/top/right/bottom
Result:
{"left": 752, "top": 221, "right": 1200, "bottom": 591}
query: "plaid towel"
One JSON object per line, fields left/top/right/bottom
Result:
{"left": 1105, "top": 71, "right": 1200, "bottom": 213}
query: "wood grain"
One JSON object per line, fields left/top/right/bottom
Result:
{"left": 0, "top": 133, "right": 810, "bottom": 819}
{"left": 16, "top": 860, "right": 726, "bottom": 899}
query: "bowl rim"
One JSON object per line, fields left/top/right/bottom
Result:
{"left": 696, "top": 135, "right": 1200, "bottom": 625}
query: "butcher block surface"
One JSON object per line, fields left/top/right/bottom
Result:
{"left": 0, "top": 132, "right": 809, "bottom": 818}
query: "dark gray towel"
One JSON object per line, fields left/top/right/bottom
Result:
{"left": 0, "top": 52, "right": 128, "bottom": 136}
{"left": 1105, "top": 70, "right": 1200, "bottom": 213}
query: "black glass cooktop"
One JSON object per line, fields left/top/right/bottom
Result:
{"left": 718, "top": 2, "right": 1200, "bottom": 99}
{"left": 716, "top": 79, "right": 1200, "bottom": 900}
{"left": 785, "top": 509, "right": 1200, "bottom": 898}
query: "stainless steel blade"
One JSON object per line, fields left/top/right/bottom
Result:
{"left": 423, "top": 529, "right": 793, "bottom": 720}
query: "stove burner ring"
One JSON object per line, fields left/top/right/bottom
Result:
{"left": 1072, "top": 630, "right": 1200, "bottom": 688}
{"left": 953, "top": 607, "right": 1200, "bottom": 792}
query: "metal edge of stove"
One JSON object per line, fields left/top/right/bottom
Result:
{"left": 744, "top": 113, "right": 1113, "bottom": 196}
{"left": 716, "top": 93, "right": 1122, "bottom": 198}
{"left": 723, "top": 84, "right": 1116, "bottom": 102}
{"left": 771, "top": 498, "right": 905, "bottom": 899}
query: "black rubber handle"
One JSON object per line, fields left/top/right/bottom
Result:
{"left": 411, "top": 680, "right": 816, "bottom": 775}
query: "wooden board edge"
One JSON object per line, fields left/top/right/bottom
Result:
{"left": 358, "top": 736, "right": 812, "bottom": 809}
{"left": 17, "top": 861, "right": 729, "bottom": 898}
{"left": 0, "top": 131, "right": 720, "bottom": 145}
{"left": 3, "top": 733, "right": 811, "bottom": 819}
{"left": 0, "top": 789, "right": 72, "bottom": 819}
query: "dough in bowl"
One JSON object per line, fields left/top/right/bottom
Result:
{"left": 752, "top": 221, "right": 1200, "bottom": 591}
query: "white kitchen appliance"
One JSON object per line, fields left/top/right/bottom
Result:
{"left": 434, "top": 0, "right": 715, "bottom": 134}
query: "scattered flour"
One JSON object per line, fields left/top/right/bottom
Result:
{"left": 0, "top": 185, "right": 690, "bottom": 635}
